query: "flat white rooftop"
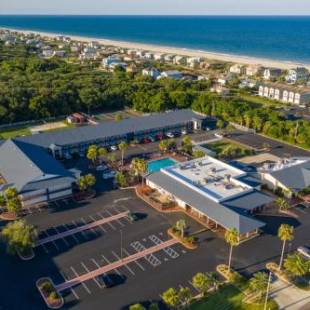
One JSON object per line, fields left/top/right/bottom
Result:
{"left": 162, "top": 156, "right": 253, "bottom": 203}
{"left": 259, "top": 157, "right": 309, "bottom": 173}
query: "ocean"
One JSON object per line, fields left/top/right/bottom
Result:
{"left": 1, "top": 15, "right": 310, "bottom": 63}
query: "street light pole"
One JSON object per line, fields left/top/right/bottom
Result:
{"left": 264, "top": 271, "right": 272, "bottom": 310}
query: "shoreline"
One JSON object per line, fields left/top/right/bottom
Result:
{"left": 2, "top": 26, "right": 310, "bottom": 70}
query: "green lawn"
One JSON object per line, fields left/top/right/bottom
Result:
{"left": 0, "top": 126, "right": 31, "bottom": 139}
{"left": 201, "top": 140, "right": 253, "bottom": 158}
{"left": 190, "top": 285, "right": 278, "bottom": 310}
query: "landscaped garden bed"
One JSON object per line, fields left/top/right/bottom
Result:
{"left": 36, "top": 277, "right": 64, "bottom": 309}
{"left": 73, "top": 188, "right": 96, "bottom": 201}
{"left": 216, "top": 264, "right": 247, "bottom": 288}
{"left": 17, "top": 247, "right": 35, "bottom": 261}
{"left": 0, "top": 211, "right": 18, "bottom": 220}
{"left": 266, "top": 262, "right": 291, "bottom": 284}
{"left": 168, "top": 227, "right": 197, "bottom": 250}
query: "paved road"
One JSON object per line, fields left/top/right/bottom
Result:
{"left": 271, "top": 279, "right": 310, "bottom": 310}
{"left": 228, "top": 130, "right": 310, "bottom": 158}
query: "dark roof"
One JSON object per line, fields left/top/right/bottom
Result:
{"left": 147, "top": 171, "right": 266, "bottom": 234}
{"left": 0, "top": 139, "right": 75, "bottom": 193}
{"left": 16, "top": 109, "right": 205, "bottom": 148}
{"left": 269, "top": 159, "right": 310, "bottom": 193}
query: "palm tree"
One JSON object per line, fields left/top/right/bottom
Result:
{"left": 248, "top": 272, "right": 269, "bottom": 300}
{"left": 278, "top": 224, "right": 294, "bottom": 270}
{"left": 225, "top": 228, "right": 239, "bottom": 270}
{"left": 97, "top": 147, "right": 107, "bottom": 162}
{"left": 161, "top": 287, "right": 180, "bottom": 309}
{"left": 284, "top": 253, "right": 309, "bottom": 278}
{"left": 276, "top": 198, "right": 290, "bottom": 211}
{"left": 159, "top": 139, "right": 169, "bottom": 153}
{"left": 86, "top": 145, "right": 98, "bottom": 164}
{"left": 118, "top": 141, "right": 128, "bottom": 166}
{"left": 192, "top": 272, "right": 212, "bottom": 296}
{"left": 175, "top": 219, "right": 186, "bottom": 238}
{"left": 131, "top": 158, "right": 147, "bottom": 178}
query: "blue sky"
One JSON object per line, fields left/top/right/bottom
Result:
{"left": 1, "top": 0, "right": 310, "bottom": 15}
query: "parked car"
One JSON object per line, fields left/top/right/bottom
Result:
{"left": 143, "top": 137, "right": 151, "bottom": 144}
{"left": 155, "top": 133, "right": 164, "bottom": 140}
{"left": 110, "top": 145, "right": 118, "bottom": 151}
{"left": 215, "top": 133, "right": 223, "bottom": 139}
{"left": 181, "top": 129, "right": 188, "bottom": 135}
{"left": 297, "top": 246, "right": 310, "bottom": 259}
{"left": 149, "top": 136, "right": 156, "bottom": 142}
{"left": 96, "top": 164, "right": 108, "bottom": 171}
{"left": 127, "top": 212, "right": 138, "bottom": 222}
{"left": 166, "top": 132, "right": 175, "bottom": 138}
{"left": 64, "top": 153, "right": 72, "bottom": 160}
{"left": 102, "top": 170, "right": 116, "bottom": 179}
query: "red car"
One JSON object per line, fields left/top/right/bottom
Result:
{"left": 155, "top": 133, "right": 164, "bottom": 140}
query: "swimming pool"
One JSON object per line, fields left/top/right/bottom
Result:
{"left": 147, "top": 157, "right": 177, "bottom": 173}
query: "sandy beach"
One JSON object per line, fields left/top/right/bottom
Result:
{"left": 2, "top": 27, "right": 310, "bottom": 70}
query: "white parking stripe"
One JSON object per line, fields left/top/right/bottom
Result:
{"left": 71, "top": 220, "right": 88, "bottom": 240}
{"left": 80, "top": 217, "right": 99, "bottom": 236}
{"left": 122, "top": 248, "right": 145, "bottom": 271}
{"left": 188, "top": 280, "right": 200, "bottom": 293}
{"left": 114, "top": 206, "right": 131, "bottom": 223}
{"left": 59, "top": 271, "right": 79, "bottom": 300}
{"left": 43, "top": 231, "right": 59, "bottom": 250}
{"left": 53, "top": 226, "right": 70, "bottom": 246}
{"left": 63, "top": 224, "right": 79, "bottom": 244}
{"left": 111, "top": 251, "right": 135, "bottom": 275}
{"left": 98, "top": 212, "right": 116, "bottom": 230}
{"left": 106, "top": 209, "right": 125, "bottom": 227}
{"left": 70, "top": 266, "right": 91, "bottom": 294}
{"left": 80, "top": 262, "right": 103, "bottom": 289}
{"left": 101, "top": 254, "right": 123, "bottom": 277}
{"left": 90, "top": 258, "right": 109, "bottom": 286}
{"left": 89, "top": 215, "right": 107, "bottom": 233}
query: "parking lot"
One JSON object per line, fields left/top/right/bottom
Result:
{"left": 1, "top": 184, "right": 310, "bottom": 309}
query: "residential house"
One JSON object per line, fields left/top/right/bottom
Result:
{"left": 258, "top": 82, "right": 310, "bottom": 106}
{"left": 142, "top": 68, "right": 161, "bottom": 79}
{"left": 263, "top": 68, "right": 282, "bottom": 80}
{"left": 173, "top": 55, "right": 187, "bottom": 65}
{"left": 286, "top": 67, "right": 309, "bottom": 83}
{"left": 229, "top": 64, "right": 246, "bottom": 75}
{"left": 246, "top": 65, "right": 263, "bottom": 77}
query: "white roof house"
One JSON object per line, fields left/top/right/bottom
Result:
{"left": 173, "top": 55, "right": 187, "bottom": 65}
{"left": 187, "top": 57, "right": 202, "bottom": 68}
{"left": 164, "top": 54, "right": 175, "bottom": 62}
{"left": 246, "top": 65, "right": 263, "bottom": 77}
{"left": 154, "top": 53, "right": 165, "bottom": 61}
{"left": 102, "top": 55, "right": 122, "bottom": 68}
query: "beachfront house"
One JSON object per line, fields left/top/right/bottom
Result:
{"left": 159, "top": 70, "right": 183, "bottom": 80}
{"left": 164, "top": 54, "right": 175, "bottom": 62}
{"left": 154, "top": 53, "right": 165, "bottom": 61}
{"left": 79, "top": 47, "right": 98, "bottom": 60}
{"left": 258, "top": 82, "right": 310, "bottom": 106}
{"left": 229, "top": 64, "right": 246, "bottom": 75}
{"left": 187, "top": 57, "right": 202, "bottom": 68}
{"left": 142, "top": 68, "right": 161, "bottom": 79}
{"left": 101, "top": 55, "right": 123, "bottom": 69}
{"left": 263, "top": 68, "right": 282, "bottom": 80}
{"left": 173, "top": 55, "right": 187, "bottom": 65}
{"left": 286, "top": 67, "right": 309, "bottom": 83}
{"left": 246, "top": 65, "right": 263, "bottom": 77}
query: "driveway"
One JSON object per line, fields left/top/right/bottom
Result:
{"left": 270, "top": 279, "right": 310, "bottom": 310}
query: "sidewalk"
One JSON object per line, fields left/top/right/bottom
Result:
{"left": 270, "top": 279, "right": 310, "bottom": 310}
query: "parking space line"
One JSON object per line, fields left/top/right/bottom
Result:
{"left": 149, "top": 235, "right": 179, "bottom": 259}
{"left": 111, "top": 251, "right": 135, "bottom": 275}
{"left": 98, "top": 212, "right": 116, "bottom": 230}
{"left": 122, "top": 248, "right": 145, "bottom": 271}
{"left": 81, "top": 262, "right": 103, "bottom": 289}
{"left": 42, "top": 231, "right": 60, "bottom": 250}
{"left": 90, "top": 258, "right": 109, "bottom": 286}
{"left": 71, "top": 220, "right": 89, "bottom": 240}
{"left": 130, "top": 241, "right": 161, "bottom": 267}
{"left": 70, "top": 266, "right": 91, "bottom": 294}
{"left": 106, "top": 209, "right": 125, "bottom": 227}
{"left": 64, "top": 224, "right": 79, "bottom": 244}
{"left": 80, "top": 217, "right": 99, "bottom": 236}
{"left": 59, "top": 271, "right": 79, "bottom": 300}
{"left": 53, "top": 226, "right": 70, "bottom": 246}
{"left": 113, "top": 206, "right": 131, "bottom": 223}
{"left": 89, "top": 215, "right": 107, "bottom": 233}
{"left": 101, "top": 254, "right": 123, "bottom": 278}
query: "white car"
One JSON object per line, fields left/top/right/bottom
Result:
{"left": 166, "top": 132, "right": 175, "bottom": 138}
{"left": 297, "top": 246, "right": 310, "bottom": 259}
{"left": 102, "top": 170, "right": 116, "bottom": 179}
{"left": 181, "top": 129, "right": 188, "bottom": 135}
{"left": 215, "top": 133, "right": 223, "bottom": 139}
{"left": 96, "top": 164, "right": 108, "bottom": 171}
{"left": 110, "top": 145, "right": 118, "bottom": 151}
